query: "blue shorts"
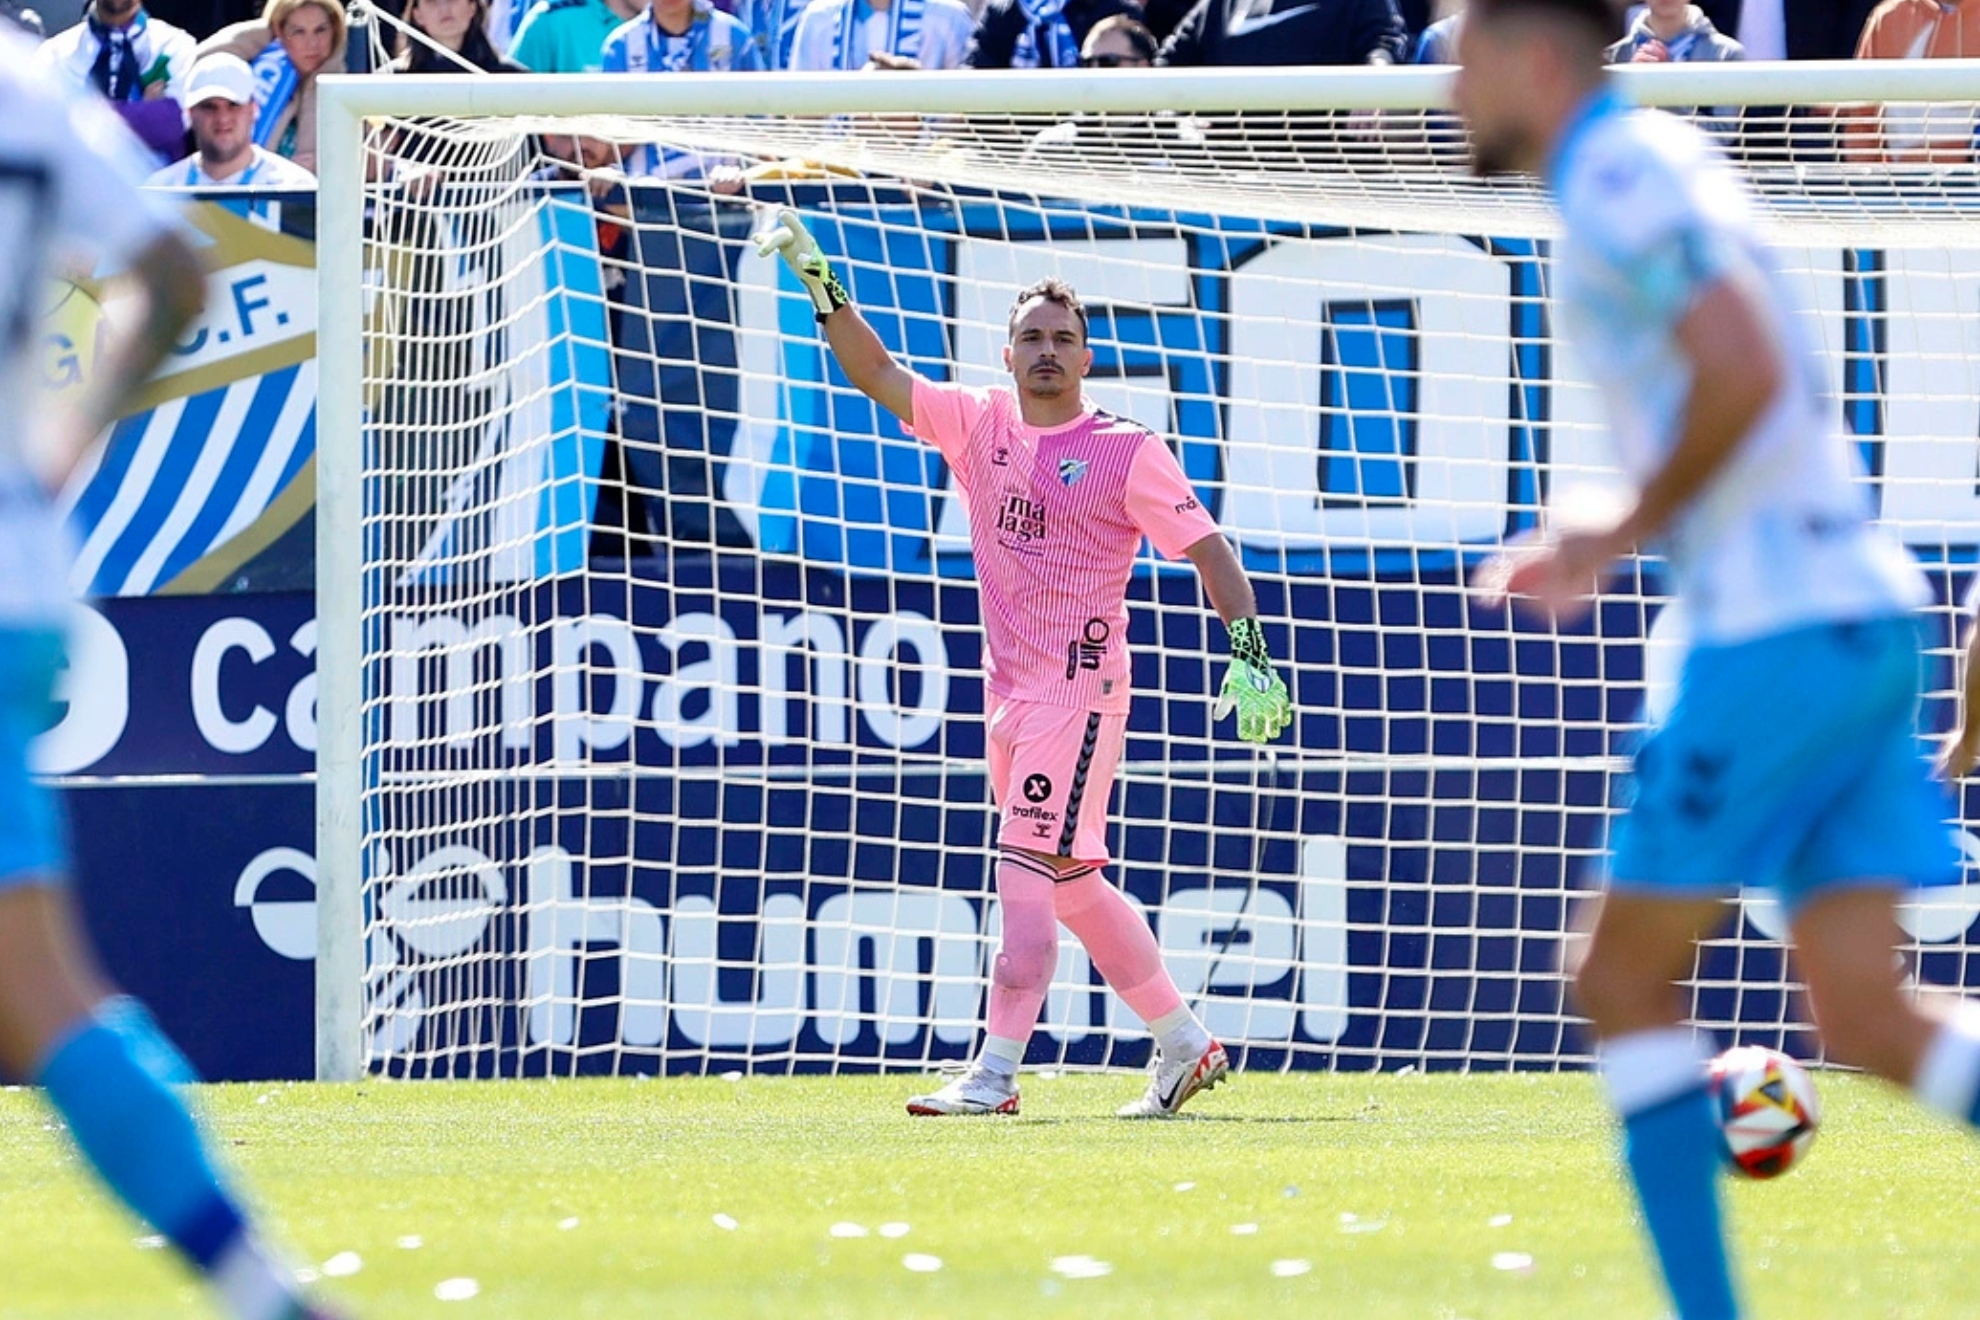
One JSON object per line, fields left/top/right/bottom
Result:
{"left": 1608, "top": 615, "right": 1957, "bottom": 914}
{"left": 0, "top": 630, "right": 70, "bottom": 890}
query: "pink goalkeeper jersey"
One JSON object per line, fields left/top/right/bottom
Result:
{"left": 909, "top": 378, "right": 1220, "bottom": 715}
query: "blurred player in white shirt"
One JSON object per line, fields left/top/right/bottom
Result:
{"left": 0, "top": 36, "right": 339, "bottom": 1320}
{"left": 1460, "top": 1, "right": 1980, "bottom": 1316}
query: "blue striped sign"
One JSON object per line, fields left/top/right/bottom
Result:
{"left": 64, "top": 362, "right": 316, "bottom": 597}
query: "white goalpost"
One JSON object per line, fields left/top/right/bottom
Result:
{"left": 315, "top": 63, "right": 1980, "bottom": 1082}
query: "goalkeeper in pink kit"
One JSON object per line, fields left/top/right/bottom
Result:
{"left": 758, "top": 209, "right": 1294, "bottom": 1118}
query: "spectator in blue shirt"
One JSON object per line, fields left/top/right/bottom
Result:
{"left": 601, "top": 0, "right": 762, "bottom": 74}
{"left": 602, "top": 0, "right": 762, "bottom": 187}
{"left": 788, "top": 0, "right": 976, "bottom": 70}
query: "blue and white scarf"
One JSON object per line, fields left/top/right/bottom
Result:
{"left": 733, "top": 0, "right": 795, "bottom": 68}
{"left": 1009, "top": 0, "right": 1076, "bottom": 69}
{"left": 247, "top": 40, "right": 299, "bottom": 148}
{"left": 488, "top": 0, "right": 527, "bottom": 52}
{"left": 619, "top": 0, "right": 734, "bottom": 70}
{"left": 85, "top": 5, "right": 148, "bottom": 101}
{"left": 835, "top": 0, "right": 923, "bottom": 67}
{"left": 776, "top": 0, "right": 804, "bottom": 66}
{"left": 618, "top": 1, "right": 741, "bottom": 175}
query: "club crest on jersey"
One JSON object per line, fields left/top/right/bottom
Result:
{"left": 1058, "top": 457, "right": 1089, "bottom": 488}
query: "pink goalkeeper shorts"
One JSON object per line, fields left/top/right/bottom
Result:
{"left": 985, "top": 689, "right": 1128, "bottom": 865}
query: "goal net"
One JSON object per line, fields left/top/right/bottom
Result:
{"left": 315, "top": 65, "right": 1980, "bottom": 1081}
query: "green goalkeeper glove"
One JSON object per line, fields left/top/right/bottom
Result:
{"left": 753, "top": 207, "right": 851, "bottom": 320}
{"left": 1213, "top": 617, "right": 1292, "bottom": 745}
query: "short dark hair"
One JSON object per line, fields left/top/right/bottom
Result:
{"left": 1466, "top": 0, "right": 1623, "bottom": 42}
{"left": 1008, "top": 278, "right": 1089, "bottom": 342}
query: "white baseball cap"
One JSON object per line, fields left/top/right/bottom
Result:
{"left": 184, "top": 53, "right": 255, "bottom": 108}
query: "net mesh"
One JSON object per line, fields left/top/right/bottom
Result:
{"left": 348, "top": 87, "right": 1980, "bottom": 1078}
{"left": 425, "top": 103, "right": 1980, "bottom": 244}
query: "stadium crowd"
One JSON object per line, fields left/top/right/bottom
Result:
{"left": 17, "top": 0, "right": 1972, "bottom": 547}
{"left": 18, "top": 0, "right": 1972, "bottom": 189}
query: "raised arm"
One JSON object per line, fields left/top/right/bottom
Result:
{"left": 756, "top": 208, "right": 916, "bottom": 426}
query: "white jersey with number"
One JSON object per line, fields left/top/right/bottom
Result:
{"left": 1549, "top": 90, "right": 1927, "bottom": 644}
{"left": 0, "top": 36, "right": 179, "bottom": 625}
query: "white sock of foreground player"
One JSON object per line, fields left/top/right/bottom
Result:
{"left": 1912, "top": 1006, "right": 1980, "bottom": 1127}
{"left": 1054, "top": 869, "right": 1212, "bottom": 1060}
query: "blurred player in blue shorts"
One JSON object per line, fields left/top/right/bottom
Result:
{"left": 1460, "top": 2, "right": 1975, "bottom": 1316}
{"left": 0, "top": 36, "right": 338, "bottom": 1320}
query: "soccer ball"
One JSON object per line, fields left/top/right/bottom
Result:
{"left": 1708, "top": 1045, "right": 1820, "bottom": 1179}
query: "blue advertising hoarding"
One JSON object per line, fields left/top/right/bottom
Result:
{"left": 55, "top": 564, "right": 1970, "bottom": 1081}
{"left": 39, "top": 185, "right": 1980, "bottom": 1080}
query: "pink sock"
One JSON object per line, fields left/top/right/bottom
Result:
{"left": 1055, "top": 869, "right": 1186, "bottom": 1026}
{"left": 985, "top": 852, "right": 1059, "bottom": 1045}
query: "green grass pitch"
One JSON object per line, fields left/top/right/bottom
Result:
{"left": 3, "top": 1071, "right": 1977, "bottom": 1318}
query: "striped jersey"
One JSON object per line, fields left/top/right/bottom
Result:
{"left": 1, "top": 36, "right": 179, "bottom": 625}
{"left": 787, "top": 0, "right": 976, "bottom": 70}
{"left": 909, "top": 378, "right": 1220, "bottom": 714}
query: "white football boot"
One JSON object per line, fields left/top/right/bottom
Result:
{"left": 1117, "top": 1040, "right": 1230, "bottom": 1118}
{"left": 906, "top": 1064, "right": 1020, "bottom": 1116}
